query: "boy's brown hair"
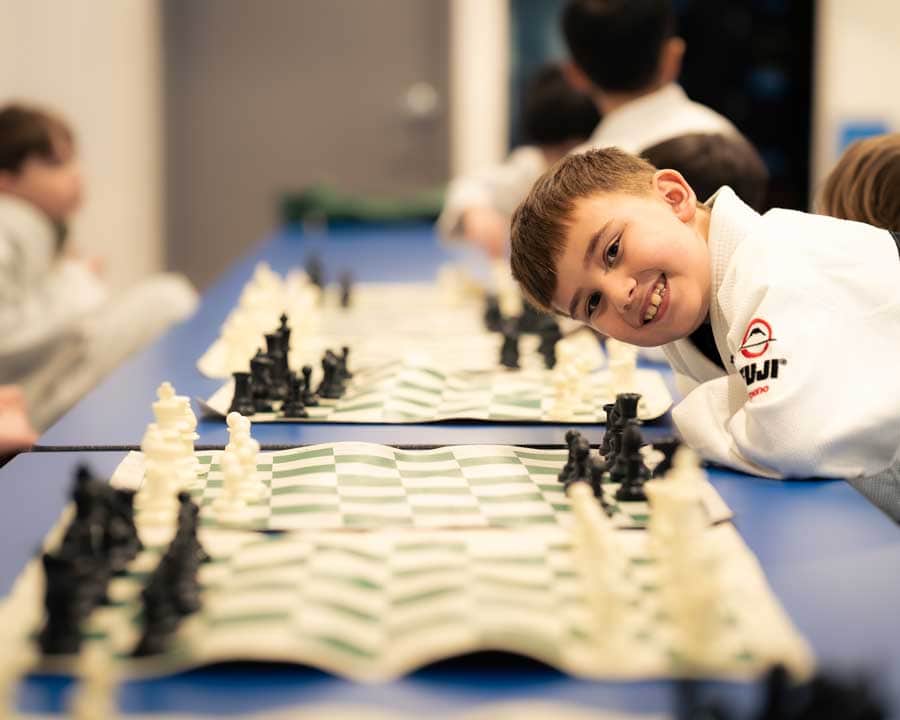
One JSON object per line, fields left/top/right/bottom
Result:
{"left": 817, "top": 133, "right": 900, "bottom": 231}
{"left": 510, "top": 147, "right": 656, "bottom": 313}
{"left": 0, "top": 103, "right": 74, "bottom": 174}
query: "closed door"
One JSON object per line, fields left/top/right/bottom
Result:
{"left": 164, "top": 0, "right": 450, "bottom": 288}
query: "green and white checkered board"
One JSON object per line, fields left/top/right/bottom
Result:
{"left": 111, "top": 443, "right": 733, "bottom": 533}
{"left": 8, "top": 524, "right": 812, "bottom": 682}
{"left": 203, "top": 361, "right": 672, "bottom": 424}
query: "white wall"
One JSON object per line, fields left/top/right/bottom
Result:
{"left": 812, "top": 0, "right": 900, "bottom": 201}
{"left": 0, "top": 0, "right": 163, "bottom": 290}
{"left": 450, "top": 0, "right": 510, "bottom": 177}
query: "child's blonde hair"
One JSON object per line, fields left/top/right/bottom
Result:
{"left": 510, "top": 147, "right": 656, "bottom": 313}
{"left": 818, "top": 133, "right": 900, "bottom": 231}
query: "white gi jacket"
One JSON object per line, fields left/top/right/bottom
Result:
{"left": 438, "top": 83, "right": 739, "bottom": 241}
{"left": 663, "top": 187, "right": 900, "bottom": 480}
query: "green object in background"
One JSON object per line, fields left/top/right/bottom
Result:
{"left": 281, "top": 183, "right": 445, "bottom": 226}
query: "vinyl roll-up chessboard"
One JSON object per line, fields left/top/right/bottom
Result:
{"left": 109, "top": 443, "right": 732, "bottom": 532}
{"left": 201, "top": 361, "right": 673, "bottom": 424}
{"left": 0, "top": 442, "right": 814, "bottom": 683}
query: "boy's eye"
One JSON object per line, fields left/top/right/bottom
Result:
{"left": 585, "top": 291, "right": 602, "bottom": 318}
{"left": 605, "top": 238, "right": 620, "bottom": 265}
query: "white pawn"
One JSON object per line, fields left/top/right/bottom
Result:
{"left": 69, "top": 644, "right": 117, "bottom": 720}
{"left": 225, "top": 411, "right": 252, "bottom": 454}
{"left": 213, "top": 452, "right": 248, "bottom": 522}
{"left": 606, "top": 338, "right": 638, "bottom": 393}
{"left": 236, "top": 437, "right": 266, "bottom": 501}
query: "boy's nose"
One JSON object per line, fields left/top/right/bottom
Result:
{"left": 610, "top": 277, "right": 637, "bottom": 317}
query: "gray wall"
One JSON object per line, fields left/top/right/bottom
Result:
{"left": 164, "top": 0, "right": 450, "bottom": 289}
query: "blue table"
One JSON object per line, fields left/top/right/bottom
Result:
{"left": 36, "top": 225, "right": 674, "bottom": 451}
{"left": 5, "top": 452, "right": 899, "bottom": 717}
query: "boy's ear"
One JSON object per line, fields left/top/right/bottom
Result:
{"left": 0, "top": 171, "right": 15, "bottom": 192}
{"left": 653, "top": 169, "right": 697, "bottom": 222}
{"left": 562, "top": 61, "right": 594, "bottom": 95}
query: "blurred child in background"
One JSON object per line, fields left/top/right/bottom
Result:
{"left": 439, "top": 63, "right": 599, "bottom": 257}
{"left": 0, "top": 103, "right": 198, "bottom": 432}
{"left": 817, "top": 133, "right": 900, "bottom": 232}
{"left": 640, "top": 132, "right": 769, "bottom": 213}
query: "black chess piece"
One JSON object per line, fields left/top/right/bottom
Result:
{"left": 249, "top": 349, "right": 275, "bottom": 412}
{"left": 104, "top": 488, "right": 143, "bottom": 575}
{"left": 317, "top": 351, "right": 345, "bottom": 399}
{"left": 305, "top": 253, "right": 324, "bottom": 288}
{"left": 612, "top": 422, "right": 650, "bottom": 502}
{"left": 339, "top": 271, "right": 353, "bottom": 308}
{"left": 484, "top": 294, "right": 503, "bottom": 332}
{"left": 281, "top": 371, "right": 309, "bottom": 418}
{"left": 60, "top": 465, "right": 106, "bottom": 562}
{"left": 599, "top": 402, "right": 617, "bottom": 457}
{"left": 537, "top": 316, "right": 562, "bottom": 369}
{"left": 516, "top": 303, "right": 542, "bottom": 334}
{"left": 264, "top": 332, "right": 290, "bottom": 401}
{"left": 603, "top": 393, "right": 641, "bottom": 471}
{"left": 499, "top": 320, "right": 521, "bottom": 369}
{"left": 300, "top": 365, "right": 318, "bottom": 406}
{"left": 337, "top": 346, "right": 353, "bottom": 380}
{"left": 229, "top": 371, "right": 256, "bottom": 416}
{"left": 38, "top": 552, "right": 84, "bottom": 655}
{"left": 558, "top": 429, "right": 581, "bottom": 486}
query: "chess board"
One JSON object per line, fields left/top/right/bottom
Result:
{"left": 198, "top": 281, "right": 588, "bottom": 378}
{"left": 2, "top": 521, "right": 813, "bottom": 683}
{"left": 201, "top": 360, "right": 672, "bottom": 424}
{"left": 110, "top": 442, "right": 733, "bottom": 532}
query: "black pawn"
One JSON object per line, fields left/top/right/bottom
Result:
{"left": 339, "top": 271, "right": 353, "bottom": 308}
{"left": 229, "top": 371, "right": 256, "bottom": 416}
{"left": 301, "top": 365, "right": 318, "bottom": 406}
{"left": 337, "top": 346, "right": 353, "bottom": 380}
{"left": 537, "top": 316, "right": 562, "bottom": 369}
{"left": 558, "top": 429, "right": 581, "bottom": 486}
{"left": 281, "top": 371, "right": 309, "bottom": 418}
{"left": 599, "top": 403, "right": 617, "bottom": 457}
{"left": 612, "top": 422, "right": 650, "bottom": 502}
{"left": 499, "top": 320, "right": 521, "bottom": 369}
{"left": 484, "top": 294, "right": 503, "bottom": 332}
{"left": 306, "top": 253, "right": 324, "bottom": 288}
{"left": 317, "top": 351, "right": 345, "bottom": 399}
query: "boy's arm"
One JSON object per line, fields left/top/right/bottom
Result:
{"left": 437, "top": 146, "right": 547, "bottom": 251}
{"left": 672, "top": 234, "right": 900, "bottom": 480}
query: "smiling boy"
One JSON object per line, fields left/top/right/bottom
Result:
{"left": 511, "top": 148, "right": 900, "bottom": 483}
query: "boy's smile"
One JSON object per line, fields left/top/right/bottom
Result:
{"left": 551, "top": 172, "right": 712, "bottom": 347}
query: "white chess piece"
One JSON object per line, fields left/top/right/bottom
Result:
{"left": 236, "top": 438, "right": 266, "bottom": 501}
{"left": 567, "top": 482, "right": 629, "bottom": 644}
{"left": 70, "top": 644, "right": 117, "bottom": 720}
{"left": 137, "top": 424, "right": 180, "bottom": 525}
{"left": 225, "top": 411, "right": 252, "bottom": 454}
{"left": 213, "top": 452, "right": 248, "bottom": 522}
{"left": 606, "top": 338, "right": 639, "bottom": 393}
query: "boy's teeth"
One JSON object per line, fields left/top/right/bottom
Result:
{"left": 644, "top": 280, "right": 666, "bottom": 322}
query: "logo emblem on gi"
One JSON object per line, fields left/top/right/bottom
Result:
{"left": 739, "top": 318, "right": 775, "bottom": 359}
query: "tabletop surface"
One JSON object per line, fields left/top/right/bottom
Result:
{"left": 12, "top": 224, "right": 900, "bottom": 716}
{"left": 3, "top": 451, "right": 898, "bottom": 717}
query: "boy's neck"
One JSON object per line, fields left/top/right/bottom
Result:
{"left": 593, "top": 80, "right": 669, "bottom": 115}
{"left": 695, "top": 204, "right": 711, "bottom": 245}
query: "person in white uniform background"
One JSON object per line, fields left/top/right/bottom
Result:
{"left": 508, "top": 147, "right": 900, "bottom": 520}
{"left": 0, "top": 103, "right": 198, "bottom": 432}
{"left": 439, "top": 0, "right": 747, "bottom": 257}
{"left": 438, "top": 63, "right": 599, "bottom": 258}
